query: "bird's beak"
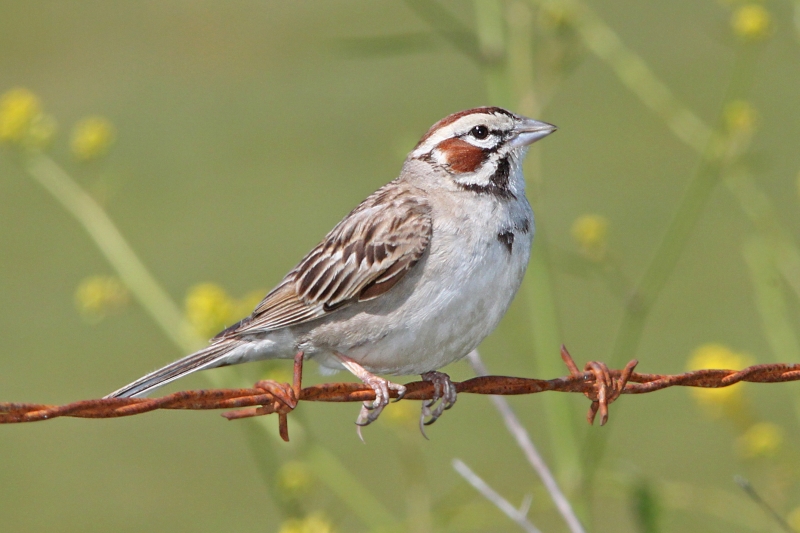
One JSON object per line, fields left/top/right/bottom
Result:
{"left": 509, "top": 118, "right": 557, "bottom": 148}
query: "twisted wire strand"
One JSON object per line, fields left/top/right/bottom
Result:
{"left": 3, "top": 360, "right": 798, "bottom": 426}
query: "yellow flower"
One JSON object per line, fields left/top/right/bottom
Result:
{"left": 71, "top": 116, "right": 115, "bottom": 161}
{"left": 724, "top": 100, "right": 758, "bottom": 134}
{"left": 0, "top": 88, "right": 40, "bottom": 142}
{"left": 731, "top": 4, "right": 771, "bottom": 40}
{"left": 0, "top": 88, "right": 56, "bottom": 146}
{"left": 571, "top": 214, "right": 609, "bottom": 261}
{"left": 687, "top": 343, "right": 753, "bottom": 418}
{"left": 688, "top": 343, "right": 753, "bottom": 372}
{"left": 74, "top": 275, "right": 129, "bottom": 322}
{"left": 736, "top": 422, "right": 783, "bottom": 458}
{"left": 276, "top": 461, "right": 314, "bottom": 499}
{"left": 185, "top": 283, "right": 236, "bottom": 339}
{"left": 788, "top": 506, "right": 800, "bottom": 533}
{"left": 185, "top": 283, "right": 268, "bottom": 339}
{"left": 278, "top": 514, "right": 335, "bottom": 533}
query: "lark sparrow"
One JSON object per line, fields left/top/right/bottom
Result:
{"left": 106, "top": 107, "right": 556, "bottom": 431}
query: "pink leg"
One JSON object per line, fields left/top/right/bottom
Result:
{"left": 334, "top": 352, "right": 406, "bottom": 439}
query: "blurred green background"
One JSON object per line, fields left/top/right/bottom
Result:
{"left": 1, "top": 1, "right": 799, "bottom": 532}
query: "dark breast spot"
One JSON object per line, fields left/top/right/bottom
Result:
{"left": 497, "top": 230, "right": 514, "bottom": 254}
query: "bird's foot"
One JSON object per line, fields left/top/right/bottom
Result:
{"left": 354, "top": 374, "right": 407, "bottom": 425}
{"left": 334, "top": 352, "right": 406, "bottom": 441}
{"left": 419, "top": 371, "right": 457, "bottom": 436}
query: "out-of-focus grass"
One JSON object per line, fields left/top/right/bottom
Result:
{"left": 1, "top": 1, "right": 799, "bottom": 532}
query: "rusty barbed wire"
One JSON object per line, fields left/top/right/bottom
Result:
{"left": 2, "top": 347, "right": 799, "bottom": 441}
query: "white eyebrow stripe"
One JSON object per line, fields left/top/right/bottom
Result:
{"left": 412, "top": 113, "right": 514, "bottom": 157}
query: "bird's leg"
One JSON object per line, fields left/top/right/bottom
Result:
{"left": 334, "top": 352, "right": 406, "bottom": 437}
{"left": 419, "top": 371, "right": 457, "bottom": 433}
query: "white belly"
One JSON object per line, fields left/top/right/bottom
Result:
{"left": 299, "top": 196, "right": 534, "bottom": 376}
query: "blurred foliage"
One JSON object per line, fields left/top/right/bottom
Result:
{"left": 789, "top": 506, "right": 800, "bottom": 532}
{"left": 687, "top": 343, "right": 753, "bottom": 420}
{"left": 74, "top": 274, "right": 130, "bottom": 323}
{"left": 70, "top": 116, "right": 115, "bottom": 162}
{"left": 630, "top": 479, "right": 660, "bottom": 533}
{"left": 571, "top": 213, "right": 609, "bottom": 262}
{"left": 184, "top": 282, "right": 263, "bottom": 339}
{"left": 278, "top": 513, "right": 336, "bottom": 533}
{"left": 735, "top": 422, "right": 784, "bottom": 459}
{"left": 731, "top": 4, "right": 772, "bottom": 41}
{"left": 724, "top": 100, "right": 759, "bottom": 135}
{"left": 0, "top": 87, "right": 56, "bottom": 148}
{"left": 2, "top": 1, "right": 800, "bottom": 532}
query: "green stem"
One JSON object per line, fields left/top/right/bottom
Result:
{"left": 725, "top": 170, "right": 800, "bottom": 304}
{"left": 528, "top": 0, "right": 763, "bottom": 509}
{"left": 526, "top": 0, "right": 713, "bottom": 152}
{"left": 582, "top": 105, "right": 747, "bottom": 516}
{"left": 602, "top": 43, "right": 758, "bottom": 382}
{"left": 526, "top": 235, "right": 582, "bottom": 492}
{"left": 403, "top": 0, "right": 482, "bottom": 61}
{"left": 22, "top": 150, "right": 400, "bottom": 529}
{"left": 474, "top": 0, "right": 583, "bottom": 513}
{"left": 306, "top": 445, "right": 402, "bottom": 532}
{"left": 25, "top": 153, "right": 196, "bottom": 352}
{"left": 474, "top": 0, "right": 512, "bottom": 105}
{"left": 608, "top": 146, "right": 727, "bottom": 367}
{"left": 742, "top": 236, "right": 800, "bottom": 362}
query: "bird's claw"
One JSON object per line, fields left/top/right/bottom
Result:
{"left": 419, "top": 371, "right": 457, "bottom": 436}
{"left": 353, "top": 375, "right": 406, "bottom": 442}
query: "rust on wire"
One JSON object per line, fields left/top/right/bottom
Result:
{"left": 2, "top": 346, "right": 799, "bottom": 441}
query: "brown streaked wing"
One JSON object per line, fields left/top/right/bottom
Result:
{"left": 217, "top": 182, "right": 432, "bottom": 337}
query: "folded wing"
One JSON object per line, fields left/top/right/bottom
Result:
{"left": 216, "top": 182, "right": 433, "bottom": 338}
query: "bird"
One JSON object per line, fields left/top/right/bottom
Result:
{"left": 106, "top": 107, "right": 556, "bottom": 433}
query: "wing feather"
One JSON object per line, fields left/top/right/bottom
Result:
{"left": 216, "top": 182, "right": 432, "bottom": 338}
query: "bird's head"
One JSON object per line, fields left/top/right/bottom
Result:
{"left": 410, "top": 107, "right": 556, "bottom": 197}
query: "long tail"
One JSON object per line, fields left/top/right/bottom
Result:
{"left": 104, "top": 339, "right": 243, "bottom": 398}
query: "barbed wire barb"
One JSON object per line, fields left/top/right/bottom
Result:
{"left": 2, "top": 346, "right": 799, "bottom": 441}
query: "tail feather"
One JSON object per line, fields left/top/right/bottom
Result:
{"left": 104, "top": 340, "right": 242, "bottom": 398}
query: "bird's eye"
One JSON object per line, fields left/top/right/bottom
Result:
{"left": 470, "top": 125, "right": 489, "bottom": 139}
